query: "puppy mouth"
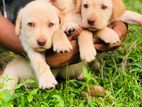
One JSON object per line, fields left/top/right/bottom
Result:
{"left": 88, "top": 27, "right": 98, "bottom": 31}
{"left": 34, "top": 47, "right": 47, "bottom": 52}
{"left": 84, "top": 27, "right": 98, "bottom": 32}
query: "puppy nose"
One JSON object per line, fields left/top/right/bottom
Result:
{"left": 87, "top": 19, "right": 95, "bottom": 25}
{"left": 37, "top": 39, "right": 46, "bottom": 46}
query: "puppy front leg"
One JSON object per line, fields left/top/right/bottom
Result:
{"left": 26, "top": 48, "right": 58, "bottom": 89}
{"left": 119, "top": 10, "right": 142, "bottom": 25}
{"left": 78, "top": 30, "right": 97, "bottom": 62}
{"left": 96, "top": 27, "right": 120, "bottom": 44}
{"left": 53, "top": 29, "right": 72, "bottom": 53}
{"left": 30, "top": 51, "right": 57, "bottom": 89}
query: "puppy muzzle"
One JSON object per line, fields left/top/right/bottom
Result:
{"left": 34, "top": 47, "right": 47, "bottom": 52}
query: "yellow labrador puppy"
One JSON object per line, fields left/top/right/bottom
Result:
{"left": 0, "top": 0, "right": 72, "bottom": 93}
{"left": 76, "top": 0, "right": 142, "bottom": 62}
{"left": 76, "top": 0, "right": 125, "bottom": 62}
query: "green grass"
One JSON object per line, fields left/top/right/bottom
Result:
{"left": 0, "top": 0, "right": 142, "bottom": 107}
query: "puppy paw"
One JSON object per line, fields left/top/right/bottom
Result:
{"left": 62, "top": 22, "right": 79, "bottom": 35}
{"left": 80, "top": 47, "right": 97, "bottom": 62}
{"left": 53, "top": 37, "right": 72, "bottom": 53}
{"left": 97, "top": 27, "right": 120, "bottom": 44}
{"left": 39, "top": 71, "right": 58, "bottom": 89}
{"left": 103, "top": 32, "right": 120, "bottom": 44}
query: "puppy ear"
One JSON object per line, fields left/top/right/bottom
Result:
{"left": 15, "top": 9, "right": 23, "bottom": 36}
{"left": 74, "top": 0, "right": 82, "bottom": 13}
{"left": 111, "top": 0, "right": 125, "bottom": 21}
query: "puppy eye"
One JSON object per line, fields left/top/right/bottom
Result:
{"left": 101, "top": 5, "right": 107, "bottom": 9}
{"left": 48, "top": 22, "right": 54, "bottom": 27}
{"left": 27, "top": 22, "right": 35, "bottom": 27}
{"left": 83, "top": 4, "right": 88, "bottom": 8}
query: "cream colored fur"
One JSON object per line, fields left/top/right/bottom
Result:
{"left": 77, "top": 0, "right": 125, "bottom": 62}
{"left": 0, "top": 0, "right": 73, "bottom": 93}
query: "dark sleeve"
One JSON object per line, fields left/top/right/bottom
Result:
{"left": 0, "top": 0, "right": 33, "bottom": 24}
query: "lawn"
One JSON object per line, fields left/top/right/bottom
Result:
{"left": 0, "top": 0, "right": 142, "bottom": 107}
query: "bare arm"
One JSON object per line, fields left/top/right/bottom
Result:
{"left": 0, "top": 15, "right": 23, "bottom": 53}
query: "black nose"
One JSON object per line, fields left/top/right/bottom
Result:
{"left": 87, "top": 19, "right": 95, "bottom": 25}
{"left": 37, "top": 39, "right": 46, "bottom": 46}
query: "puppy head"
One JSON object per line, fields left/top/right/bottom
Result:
{"left": 15, "top": 0, "right": 60, "bottom": 52}
{"left": 80, "top": 0, "right": 112, "bottom": 30}
{"left": 77, "top": 0, "right": 125, "bottom": 30}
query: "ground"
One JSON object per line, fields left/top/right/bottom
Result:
{"left": 0, "top": 0, "right": 142, "bottom": 107}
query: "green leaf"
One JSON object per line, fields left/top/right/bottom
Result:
{"left": 27, "top": 94, "right": 33, "bottom": 103}
{"left": 30, "top": 88, "right": 38, "bottom": 95}
{"left": 2, "top": 90, "right": 12, "bottom": 103}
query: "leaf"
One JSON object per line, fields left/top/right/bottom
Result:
{"left": 2, "top": 90, "right": 12, "bottom": 103}
{"left": 30, "top": 89, "right": 38, "bottom": 95}
{"left": 82, "top": 66, "right": 89, "bottom": 78}
{"left": 15, "top": 79, "right": 35, "bottom": 89}
{"left": 27, "top": 94, "right": 33, "bottom": 103}
{"left": 52, "top": 95, "right": 65, "bottom": 107}
{"left": 78, "top": 102, "right": 85, "bottom": 107}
